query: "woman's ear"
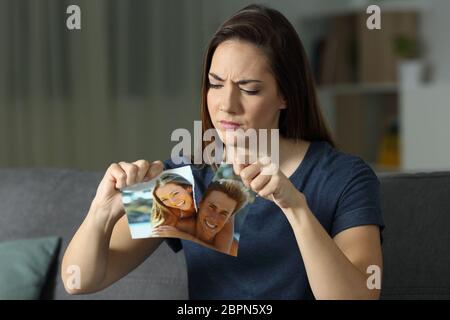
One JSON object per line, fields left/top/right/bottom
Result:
{"left": 187, "top": 186, "right": 193, "bottom": 193}
{"left": 278, "top": 95, "right": 287, "bottom": 110}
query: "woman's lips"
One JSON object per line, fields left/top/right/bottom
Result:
{"left": 175, "top": 200, "right": 185, "bottom": 207}
{"left": 219, "top": 120, "right": 241, "bottom": 130}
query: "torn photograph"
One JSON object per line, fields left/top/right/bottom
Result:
{"left": 122, "top": 164, "right": 254, "bottom": 256}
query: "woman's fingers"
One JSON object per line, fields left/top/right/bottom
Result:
{"left": 118, "top": 162, "right": 139, "bottom": 186}
{"left": 239, "top": 163, "right": 262, "bottom": 187}
{"left": 250, "top": 173, "right": 271, "bottom": 194}
{"left": 108, "top": 163, "right": 127, "bottom": 189}
{"left": 232, "top": 162, "right": 247, "bottom": 176}
{"left": 235, "top": 157, "right": 276, "bottom": 185}
{"left": 150, "top": 229, "right": 164, "bottom": 238}
{"left": 154, "top": 225, "right": 176, "bottom": 232}
{"left": 257, "top": 174, "right": 280, "bottom": 198}
{"left": 132, "top": 159, "right": 150, "bottom": 182}
{"left": 236, "top": 157, "right": 282, "bottom": 199}
{"left": 144, "top": 160, "right": 164, "bottom": 181}
{"left": 152, "top": 225, "right": 178, "bottom": 238}
{"left": 107, "top": 159, "right": 163, "bottom": 190}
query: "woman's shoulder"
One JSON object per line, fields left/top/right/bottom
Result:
{"left": 309, "top": 140, "right": 378, "bottom": 184}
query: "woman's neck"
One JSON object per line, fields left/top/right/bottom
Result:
{"left": 222, "top": 136, "right": 310, "bottom": 178}
{"left": 278, "top": 137, "right": 310, "bottom": 178}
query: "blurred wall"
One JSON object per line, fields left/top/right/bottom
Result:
{"left": 421, "top": 0, "right": 450, "bottom": 82}
{"left": 0, "top": 0, "right": 207, "bottom": 170}
{"left": 0, "top": 0, "right": 448, "bottom": 171}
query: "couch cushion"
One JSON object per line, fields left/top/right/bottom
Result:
{"left": 379, "top": 171, "right": 450, "bottom": 299}
{"left": 0, "top": 168, "right": 188, "bottom": 299}
{"left": 0, "top": 236, "right": 60, "bottom": 299}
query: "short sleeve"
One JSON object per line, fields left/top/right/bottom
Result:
{"left": 331, "top": 158, "right": 385, "bottom": 239}
{"left": 165, "top": 238, "right": 183, "bottom": 253}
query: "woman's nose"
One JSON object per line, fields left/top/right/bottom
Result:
{"left": 169, "top": 196, "right": 179, "bottom": 204}
{"left": 219, "top": 84, "right": 240, "bottom": 114}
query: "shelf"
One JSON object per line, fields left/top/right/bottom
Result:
{"left": 305, "top": 4, "right": 418, "bottom": 173}
{"left": 318, "top": 83, "right": 398, "bottom": 95}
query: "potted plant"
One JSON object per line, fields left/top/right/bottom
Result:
{"left": 393, "top": 35, "right": 424, "bottom": 87}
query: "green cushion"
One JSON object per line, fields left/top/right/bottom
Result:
{"left": 0, "top": 236, "right": 61, "bottom": 300}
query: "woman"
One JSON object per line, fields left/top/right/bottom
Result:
{"left": 153, "top": 180, "right": 247, "bottom": 256}
{"left": 151, "top": 173, "right": 196, "bottom": 230}
{"left": 62, "top": 4, "right": 384, "bottom": 299}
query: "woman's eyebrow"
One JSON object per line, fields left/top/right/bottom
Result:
{"left": 209, "top": 72, "right": 262, "bottom": 84}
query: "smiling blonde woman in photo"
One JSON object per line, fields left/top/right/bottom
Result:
{"left": 151, "top": 173, "right": 196, "bottom": 229}
{"left": 62, "top": 4, "right": 384, "bottom": 299}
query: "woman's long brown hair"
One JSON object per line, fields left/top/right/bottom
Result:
{"left": 200, "top": 4, "right": 335, "bottom": 159}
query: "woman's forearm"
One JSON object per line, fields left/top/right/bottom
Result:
{"left": 283, "top": 201, "right": 378, "bottom": 300}
{"left": 61, "top": 203, "right": 118, "bottom": 294}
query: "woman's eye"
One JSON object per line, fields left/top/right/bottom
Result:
{"left": 208, "top": 83, "right": 223, "bottom": 89}
{"left": 208, "top": 82, "right": 259, "bottom": 95}
{"left": 241, "top": 89, "right": 259, "bottom": 95}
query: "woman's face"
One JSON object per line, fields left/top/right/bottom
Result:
{"left": 155, "top": 183, "right": 194, "bottom": 215}
{"left": 197, "top": 190, "right": 236, "bottom": 239}
{"left": 207, "top": 39, "right": 286, "bottom": 147}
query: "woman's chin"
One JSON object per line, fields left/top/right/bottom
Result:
{"left": 222, "top": 137, "right": 242, "bottom": 151}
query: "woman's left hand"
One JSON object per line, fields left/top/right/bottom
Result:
{"left": 152, "top": 225, "right": 196, "bottom": 241}
{"left": 233, "top": 158, "right": 307, "bottom": 210}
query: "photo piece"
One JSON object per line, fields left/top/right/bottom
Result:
{"left": 122, "top": 163, "right": 255, "bottom": 257}
{"left": 194, "top": 163, "right": 256, "bottom": 256}
{"left": 122, "top": 165, "right": 197, "bottom": 239}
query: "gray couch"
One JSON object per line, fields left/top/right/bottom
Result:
{"left": 1, "top": 168, "right": 449, "bottom": 299}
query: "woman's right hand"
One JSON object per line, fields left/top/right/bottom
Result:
{"left": 92, "top": 160, "right": 164, "bottom": 222}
